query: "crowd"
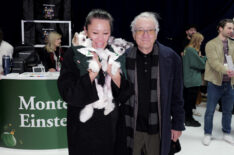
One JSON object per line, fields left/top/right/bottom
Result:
{"left": 1, "top": 8, "right": 234, "bottom": 155}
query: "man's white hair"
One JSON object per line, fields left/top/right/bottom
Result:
{"left": 130, "top": 12, "right": 160, "bottom": 34}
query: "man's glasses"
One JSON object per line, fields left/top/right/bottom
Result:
{"left": 134, "top": 29, "right": 156, "bottom": 35}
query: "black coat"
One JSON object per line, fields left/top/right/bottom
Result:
{"left": 57, "top": 47, "right": 133, "bottom": 155}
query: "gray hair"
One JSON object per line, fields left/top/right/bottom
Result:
{"left": 130, "top": 12, "right": 160, "bottom": 34}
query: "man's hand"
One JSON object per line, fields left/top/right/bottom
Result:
{"left": 171, "top": 129, "right": 182, "bottom": 142}
{"left": 227, "top": 70, "right": 234, "bottom": 77}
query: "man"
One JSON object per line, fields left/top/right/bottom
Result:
{"left": 179, "top": 25, "right": 197, "bottom": 56}
{"left": 123, "top": 12, "right": 185, "bottom": 155}
{"left": 203, "top": 19, "right": 234, "bottom": 146}
{"left": 0, "top": 28, "right": 13, "bottom": 74}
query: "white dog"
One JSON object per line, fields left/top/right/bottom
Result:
{"left": 74, "top": 31, "right": 118, "bottom": 123}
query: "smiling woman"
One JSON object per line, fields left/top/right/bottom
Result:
{"left": 57, "top": 9, "right": 132, "bottom": 155}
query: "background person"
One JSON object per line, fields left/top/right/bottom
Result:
{"left": 179, "top": 25, "right": 197, "bottom": 56}
{"left": 183, "top": 32, "right": 206, "bottom": 127}
{"left": 0, "top": 28, "right": 13, "bottom": 75}
{"left": 203, "top": 19, "right": 234, "bottom": 146}
{"left": 40, "top": 31, "right": 63, "bottom": 72}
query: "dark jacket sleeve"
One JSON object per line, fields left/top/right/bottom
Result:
{"left": 171, "top": 53, "right": 185, "bottom": 131}
{"left": 57, "top": 48, "right": 99, "bottom": 107}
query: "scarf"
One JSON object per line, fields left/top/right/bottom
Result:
{"left": 125, "top": 44, "right": 159, "bottom": 150}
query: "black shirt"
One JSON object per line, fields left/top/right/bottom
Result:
{"left": 136, "top": 48, "right": 153, "bottom": 132}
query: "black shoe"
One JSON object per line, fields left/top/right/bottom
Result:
{"left": 185, "top": 118, "right": 201, "bottom": 127}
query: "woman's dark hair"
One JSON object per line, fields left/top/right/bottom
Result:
{"left": 84, "top": 9, "right": 113, "bottom": 31}
{"left": 217, "top": 19, "right": 234, "bottom": 32}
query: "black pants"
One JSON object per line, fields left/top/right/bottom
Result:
{"left": 184, "top": 87, "right": 199, "bottom": 120}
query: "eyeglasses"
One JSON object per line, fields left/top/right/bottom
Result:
{"left": 134, "top": 29, "right": 156, "bottom": 35}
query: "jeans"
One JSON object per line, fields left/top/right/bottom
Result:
{"left": 204, "top": 82, "right": 234, "bottom": 134}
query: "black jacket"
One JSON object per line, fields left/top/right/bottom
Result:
{"left": 57, "top": 47, "right": 133, "bottom": 155}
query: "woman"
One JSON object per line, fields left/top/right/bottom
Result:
{"left": 41, "top": 31, "right": 63, "bottom": 72}
{"left": 57, "top": 9, "right": 132, "bottom": 155}
{"left": 183, "top": 32, "right": 206, "bottom": 127}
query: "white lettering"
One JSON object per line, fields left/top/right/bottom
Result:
{"left": 19, "top": 96, "right": 35, "bottom": 110}
{"left": 19, "top": 114, "right": 31, "bottom": 127}
{"left": 46, "top": 101, "right": 56, "bottom": 110}
{"left": 47, "top": 119, "right": 53, "bottom": 127}
{"left": 19, "top": 114, "right": 67, "bottom": 128}
{"left": 60, "top": 118, "right": 67, "bottom": 126}
{"left": 35, "top": 101, "right": 45, "bottom": 110}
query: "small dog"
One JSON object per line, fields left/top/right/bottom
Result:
{"left": 74, "top": 31, "right": 118, "bottom": 123}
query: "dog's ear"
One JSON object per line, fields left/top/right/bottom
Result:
{"left": 72, "top": 32, "right": 79, "bottom": 46}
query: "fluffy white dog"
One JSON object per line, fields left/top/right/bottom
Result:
{"left": 74, "top": 31, "right": 119, "bottom": 123}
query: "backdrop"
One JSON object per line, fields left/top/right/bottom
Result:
{"left": 0, "top": 0, "right": 233, "bottom": 53}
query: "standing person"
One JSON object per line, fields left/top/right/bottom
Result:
{"left": 203, "top": 19, "right": 234, "bottom": 146}
{"left": 122, "top": 12, "right": 185, "bottom": 155}
{"left": 0, "top": 28, "right": 13, "bottom": 74}
{"left": 41, "top": 31, "right": 63, "bottom": 72}
{"left": 179, "top": 25, "right": 197, "bottom": 56}
{"left": 183, "top": 32, "right": 206, "bottom": 127}
{"left": 57, "top": 9, "right": 132, "bottom": 155}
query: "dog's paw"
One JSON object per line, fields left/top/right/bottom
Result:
{"left": 104, "top": 103, "right": 115, "bottom": 115}
{"left": 88, "top": 60, "right": 100, "bottom": 73}
{"left": 109, "top": 59, "right": 120, "bottom": 75}
{"left": 79, "top": 104, "right": 94, "bottom": 123}
{"left": 92, "top": 99, "right": 108, "bottom": 109}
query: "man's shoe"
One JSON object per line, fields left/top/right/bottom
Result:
{"left": 185, "top": 118, "right": 201, "bottom": 127}
{"left": 223, "top": 134, "right": 234, "bottom": 145}
{"left": 202, "top": 134, "right": 211, "bottom": 146}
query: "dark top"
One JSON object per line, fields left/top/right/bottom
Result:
{"left": 222, "top": 40, "right": 230, "bottom": 82}
{"left": 40, "top": 47, "right": 63, "bottom": 71}
{"left": 136, "top": 48, "right": 153, "bottom": 132}
{"left": 57, "top": 47, "right": 133, "bottom": 155}
{"left": 120, "top": 42, "right": 185, "bottom": 155}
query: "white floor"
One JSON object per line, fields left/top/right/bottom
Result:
{"left": 0, "top": 148, "right": 68, "bottom": 155}
{"left": 1, "top": 102, "right": 234, "bottom": 155}
{"left": 178, "top": 102, "right": 234, "bottom": 155}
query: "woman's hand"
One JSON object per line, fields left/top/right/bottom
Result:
{"left": 48, "top": 68, "right": 56, "bottom": 72}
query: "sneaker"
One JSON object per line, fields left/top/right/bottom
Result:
{"left": 193, "top": 109, "right": 202, "bottom": 116}
{"left": 185, "top": 118, "right": 201, "bottom": 127}
{"left": 223, "top": 134, "right": 234, "bottom": 145}
{"left": 202, "top": 134, "right": 211, "bottom": 146}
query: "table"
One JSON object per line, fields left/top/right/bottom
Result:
{"left": 0, "top": 73, "right": 67, "bottom": 150}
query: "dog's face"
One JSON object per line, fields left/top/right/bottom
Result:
{"left": 111, "top": 45, "right": 125, "bottom": 55}
{"left": 78, "top": 32, "right": 92, "bottom": 47}
{"left": 109, "top": 38, "right": 133, "bottom": 55}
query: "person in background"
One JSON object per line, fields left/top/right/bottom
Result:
{"left": 41, "top": 31, "right": 63, "bottom": 72}
{"left": 183, "top": 32, "right": 206, "bottom": 127}
{"left": 57, "top": 9, "right": 132, "bottom": 155}
{"left": 121, "top": 12, "right": 185, "bottom": 155}
{"left": 203, "top": 19, "right": 234, "bottom": 146}
{"left": 230, "top": 26, "right": 234, "bottom": 41}
{"left": 180, "top": 25, "right": 197, "bottom": 56}
{"left": 0, "top": 28, "right": 13, "bottom": 74}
